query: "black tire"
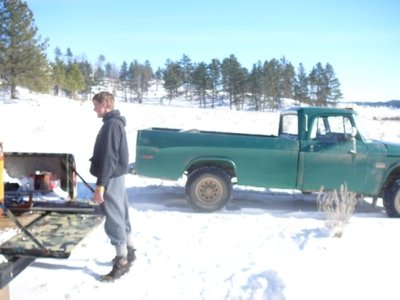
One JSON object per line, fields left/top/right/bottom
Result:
{"left": 185, "top": 166, "right": 233, "bottom": 212}
{"left": 383, "top": 177, "right": 400, "bottom": 218}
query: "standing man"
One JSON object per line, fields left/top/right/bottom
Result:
{"left": 90, "top": 91, "right": 136, "bottom": 281}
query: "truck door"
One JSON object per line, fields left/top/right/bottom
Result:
{"left": 300, "top": 115, "right": 368, "bottom": 192}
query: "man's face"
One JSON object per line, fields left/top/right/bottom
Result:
{"left": 93, "top": 100, "right": 107, "bottom": 118}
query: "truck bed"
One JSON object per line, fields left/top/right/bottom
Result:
{"left": 150, "top": 127, "right": 277, "bottom": 138}
{"left": 135, "top": 127, "right": 299, "bottom": 188}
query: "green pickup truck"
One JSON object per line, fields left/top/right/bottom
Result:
{"left": 134, "top": 106, "right": 400, "bottom": 217}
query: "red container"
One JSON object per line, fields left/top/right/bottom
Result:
{"left": 34, "top": 172, "right": 52, "bottom": 191}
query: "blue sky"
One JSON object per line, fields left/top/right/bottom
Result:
{"left": 26, "top": 0, "right": 399, "bottom": 102}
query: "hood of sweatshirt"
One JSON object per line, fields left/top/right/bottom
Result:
{"left": 103, "top": 109, "right": 126, "bottom": 126}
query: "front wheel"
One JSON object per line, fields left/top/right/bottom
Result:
{"left": 383, "top": 177, "right": 400, "bottom": 218}
{"left": 185, "top": 166, "right": 233, "bottom": 212}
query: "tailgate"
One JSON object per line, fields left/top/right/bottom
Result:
{"left": 0, "top": 212, "right": 103, "bottom": 258}
{"left": 1, "top": 150, "right": 103, "bottom": 258}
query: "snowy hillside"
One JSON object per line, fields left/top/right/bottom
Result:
{"left": 1, "top": 88, "right": 400, "bottom": 300}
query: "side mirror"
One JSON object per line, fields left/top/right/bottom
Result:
{"left": 351, "top": 127, "right": 357, "bottom": 138}
{"left": 350, "top": 127, "right": 357, "bottom": 154}
{"left": 304, "top": 115, "right": 308, "bottom": 134}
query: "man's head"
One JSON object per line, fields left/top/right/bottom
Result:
{"left": 93, "top": 91, "right": 115, "bottom": 118}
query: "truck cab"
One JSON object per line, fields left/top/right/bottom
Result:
{"left": 278, "top": 107, "right": 392, "bottom": 195}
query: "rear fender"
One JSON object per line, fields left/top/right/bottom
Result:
{"left": 186, "top": 157, "right": 237, "bottom": 179}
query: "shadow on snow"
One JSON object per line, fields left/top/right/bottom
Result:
{"left": 124, "top": 183, "right": 386, "bottom": 218}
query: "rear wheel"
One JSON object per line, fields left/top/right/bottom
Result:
{"left": 383, "top": 177, "right": 400, "bottom": 218}
{"left": 185, "top": 166, "right": 233, "bottom": 212}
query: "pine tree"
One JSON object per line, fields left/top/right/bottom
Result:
{"left": 77, "top": 59, "right": 93, "bottom": 100}
{"left": 191, "top": 62, "right": 210, "bottom": 108}
{"left": 263, "top": 58, "right": 281, "bottom": 110}
{"left": 249, "top": 62, "right": 264, "bottom": 111}
{"left": 162, "top": 59, "right": 183, "bottom": 103}
{"left": 294, "top": 63, "right": 309, "bottom": 105}
{"left": 208, "top": 58, "right": 221, "bottom": 108}
{"left": 155, "top": 67, "right": 162, "bottom": 83}
{"left": 51, "top": 61, "right": 65, "bottom": 96}
{"left": 280, "top": 57, "right": 295, "bottom": 99}
{"left": 63, "top": 63, "right": 85, "bottom": 97}
{"left": 127, "top": 60, "right": 152, "bottom": 103}
{"left": 309, "top": 62, "right": 326, "bottom": 106}
{"left": 221, "top": 54, "right": 247, "bottom": 110}
{"left": 128, "top": 60, "right": 142, "bottom": 102}
{"left": 180, "top": 54, "right": 193, "bottom": 101}
{"left": 119, "top": 61, "right": 129, "bottom": 102}
{"left": 0, "top": 0, "right": 50, "bottom": 98}
{"left": 140, "top": 60, "right": 153, "bottom": 99}
{"left": 324, "top": 63, "right": 343, "bottom": 103}
{"left": 308, "top": 62, "right": 342, "bottom": 106}
{"left": 93, "top": 55, "right": 106, "bottom": 87}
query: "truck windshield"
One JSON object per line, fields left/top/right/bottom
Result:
{"left": 353, "top": 114, "right": 373, "bottom": 141}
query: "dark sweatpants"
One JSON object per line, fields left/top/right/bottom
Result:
{"left": 101, "top": 175, "right": 131, "bottom": 247}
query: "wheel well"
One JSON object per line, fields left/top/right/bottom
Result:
{"left": 382, "top": 169, "right": 400, "bottom": 194}
{"left": 186, "top": 162, "right": 236, "bottom": 179}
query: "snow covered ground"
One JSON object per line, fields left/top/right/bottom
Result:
{"left": 1, "top": 89, "right": 400, "bottom": 300}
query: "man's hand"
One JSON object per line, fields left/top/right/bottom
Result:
{"left": 93, "top": 185, "right": 105, "bottom": 204}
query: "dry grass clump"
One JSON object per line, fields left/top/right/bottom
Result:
{"left": 317, "top": 183, "right": 358, "bottom": 237}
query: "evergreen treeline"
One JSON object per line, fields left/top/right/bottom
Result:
{"left": 0, "top": 0, "right": 343, "bottom": 109}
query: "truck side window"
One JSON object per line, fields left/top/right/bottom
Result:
{"left": 310, "top": 117, "right": 329, "bottom": 140}
{"left": 329, "top": 116, "right": 353, "bottom": 141}
{"left": 311, "top": 116, "right": 352, "bottom": 142}
{"left": 281, "top": 114, "right": 298, "bottom": 138}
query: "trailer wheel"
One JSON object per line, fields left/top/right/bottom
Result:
{"left": 383, "top": 177, "right": 400, "bottom": 218}
{"left": 185, "top": 166, "right": 233, "bottom": 212}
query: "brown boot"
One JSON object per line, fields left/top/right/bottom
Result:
{"left": 127, "top": 246, "right": 136, "bottom": 265}
{"left": 100, "top": 256, "right": 130, "bottom": 281}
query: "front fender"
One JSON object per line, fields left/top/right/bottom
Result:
{"left": 380, "top": 161, "right": 400, "bottom": 193}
